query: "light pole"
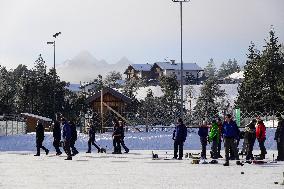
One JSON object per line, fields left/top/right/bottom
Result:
{"left": 47, "top": 32, "right": 61, "bottom": 120}
{"left": 172, "top": 0, "right": 190, "bottom": 120}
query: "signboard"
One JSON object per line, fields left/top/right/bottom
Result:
{"left": 235, "top": 108, "right": 241, "bottom": 127}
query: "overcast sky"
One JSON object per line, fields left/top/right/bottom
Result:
{"left": 1, "top": 0, "right": 284, "bottom": 71}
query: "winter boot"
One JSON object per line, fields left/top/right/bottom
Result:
{"left": 86, "top": 150, "right": 91, "bottom": 153}
{"left": 34, "top": 154, "right": 40, "bottom": 156}
{"left": 210, "top": 160, "right": 218, "bottom": 164}
{"left": 45, "top": 149, "right": 49, "bottom": 155}
{"left": 56, "top": 152, "right": 62, "bottom": 156}
{"left": 236, "top": 161, "right": 244, "bottom": 166}
{"left": 65, "top": 156, "right": 72, "bottom": 160}
{"left": 223, "top": 161, "right": 229, "bottom": 166}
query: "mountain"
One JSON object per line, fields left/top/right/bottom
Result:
{"left": 57, "top": 51, "right": 132, "bottom": 83}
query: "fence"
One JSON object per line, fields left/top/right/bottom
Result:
{"left": 0, "top": 120, "right": 27, "bottom": 136}
{"left": 81, "top": 110, "right": 284, "bottom": 132}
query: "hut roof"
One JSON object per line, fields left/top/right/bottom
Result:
{"left": 86, "top": 87, "right": 132, "bottom": 104}
{"left": 21, "top": 113, "right": 52, "bottom": 122}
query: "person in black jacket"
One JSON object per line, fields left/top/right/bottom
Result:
{"left": 172, "top": 118, "right": 187, "bottom": 160}
{"left": 198, "top": 120, "right": 209, "bottom": 159}
{"left": 70, "top": 121, "right": 79, "bottom": 156}
{"left": 34, "top": 121, "right": 49, "bottom": 156}
{"left": 86, "top": 124, "right": 101, "bottom": 153}
{"left": 52, "top": 120, "right": 62, "bottom": 155}
{"left": 244, "top": 119, "right": 257, "bottom": 160}
{"left": 118, "top": 120, "right": 129, "bottom": 153}
{"left": 112, "top": 119, "right": 122, "bottom": 154}
{"left": 275, "top": 113, "right": 284, "bottom": 161}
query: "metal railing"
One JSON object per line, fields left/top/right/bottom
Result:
{"left": 0, "top": 120, "right": 27, "bottom": 136}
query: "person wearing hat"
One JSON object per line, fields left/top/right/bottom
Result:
{"left": 34, "top": 121, "right": 49, "bottom": 156}
{"left": 198, "top": 120, "right": 209, "bottom": 160}
{"left": 62, "top": 118, "right": 72, "bottom": 160}
{"left": 112, "top": 119, "right": 122, "bottom": 154}
{"left": 86, "top": 123, "right": 101, "bottom": 153}
{"left": 52, "top": 120, "right": 62, "bottom": 156}
{"left": 244, "top": 119, "right": 257, "bottom": 160}
{"left": 118, "top": 120, "right": 129, "bottom": 153}
{"left": 275, "top": 113, "right": 284, "bottom": 161}
{"left": 172, "top": 118, "right": 187, "bottom": 160}
{"left": 209, "top": 119, "right": 220, "bottom": 163}
{"left": 255, "top": 119, "right": 267, "bottom": 160}
{"left": 222, "top": 114, "right": 241, "bottom": 166}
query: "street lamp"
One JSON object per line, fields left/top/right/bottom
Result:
{"left": 172, "top": 0, "right": 190, "bottom": 120}
{"left": 47, "top": 32, "right": 61, "bottom": 120}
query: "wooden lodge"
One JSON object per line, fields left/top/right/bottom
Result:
{"left": 86, "top": 87, "right": 132, "bottom": 115}
{"left": 21, "top": 113, "right": 52, "bottom": 132}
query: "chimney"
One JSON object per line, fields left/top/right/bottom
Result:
{"left": 170, "top": 60, "right": 176, "bottom": 65}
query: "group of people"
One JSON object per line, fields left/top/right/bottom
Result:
{"left": 34, "top": 116, "right": 130, "bottom": 160}
{"left": 192, "top": 113, "right": 284, "bottom": 166}
{"left": 34, "top": 117, "right": 79, "bottom": 160}
{"left": 86, "top": 118, "right": 129, "bottom": 154}
{"left": 35, "top": 113, "right": 284, "bottom": 164}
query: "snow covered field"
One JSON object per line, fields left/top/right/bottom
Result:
{"left": 0, "top": 150, "right": 283, "bottom": 189}
{"left": 0, "top": 129, "right": 283, "bottom": 189}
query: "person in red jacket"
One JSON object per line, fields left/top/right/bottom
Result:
{"left": 255, "top": 119, "right": 267, "bottom": 159}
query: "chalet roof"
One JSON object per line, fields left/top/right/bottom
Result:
{"left": 130, "top": 64, "right": 152, "bottom": 71}
{"left": 86, "top": 87, "right": 132, "bottom": 104}
{"left": 154, "top": 62, "right": 203, "bottom": 71}
{"left": 21, "top": 113, "right": 52, "bottom": 122}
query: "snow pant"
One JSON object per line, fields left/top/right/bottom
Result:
{"left": 36, "top": 139, "right": 48, "bottom": 155}
{"left": 120, "top": 139, "right": 129, "bottom": 152}
{"left": 53, "top": 138, "right": 62, "bottom": 154}
{"left": 229, "top": 138, "right": 240, "bottom": 160}
{"left": 258, "top": 139, "right": 267, "bottom": 157}
{"left": 70, "top": 139, "right": 78, "bottom": 154}
{"left": 241, "top": 138, "right": 248, "bottom": 155}
{"left": 88, "top": 137, "right": 100, "bottom": 152}
{"left": 113, "top": 138, "right": 121, "bottom": 153}
{"left": 200, "top": 137, "right": 207, "bottom": 159}
{"left": 174, "top": 140, "right": 184, "bottom": 159}
{"left": 245, "top": 139, "right": 255, "bottom": 160}
{"left": 277, "top": 141, "right": 284, "bottom": 161}
{"left": 64, "top": 140, "right": 72, "bottom": 158}
{"left": 211, "top": 139, "right": 218, "bottom": 159}
{"left": 224, "top": 137, "right": 239, "bottom": 162}
{"left": 218, "top": 139, "right": 222, "bottom": 157}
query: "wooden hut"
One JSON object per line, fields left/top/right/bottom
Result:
{"left": 21, "top": 113, "right": 52, "bottom": 133}
{"left": 86, "top": 87, "right": 132, "bottom": 114}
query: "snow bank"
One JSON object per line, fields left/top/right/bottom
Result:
{"left": 0, "top": 128, "right": 277, "bottom": 152}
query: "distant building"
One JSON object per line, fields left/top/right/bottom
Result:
{"left": 124, "top": 64, "right": 152, "bottom": 80}
{"left": 124, "top": 60, "right": 204, "bottom": 84}
{"left": 151, "top": 60, "right": 204, "bottom": 84}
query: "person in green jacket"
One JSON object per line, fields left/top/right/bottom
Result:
{"left": 209, "top": 119, "right": 220, "bottom": 163}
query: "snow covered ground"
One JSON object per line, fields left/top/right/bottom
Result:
{"left": 0, "top": 150, "right": 283, "bottom": 189}
{"left": 0, "top": 128, "right": 283, "bottom": 189}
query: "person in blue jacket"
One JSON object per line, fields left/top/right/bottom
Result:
{"left": 62, "top": 118, "right": 72, "bottom": 160}
{"left": 222, "top": 114, "right": 241, "bottom": 166}
{"left": 172, "top": 118, "right": 187, "bottom": 160}
{"left": 198, "top": 120, "right": 209, "bottom": 159}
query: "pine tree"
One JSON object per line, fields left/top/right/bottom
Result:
{"left": 194, "top": 60, "right": 225, "bottom": 121}
{"left": 159, "top": 75, "right": 180, "bottom": 115}
{"left": 204, "top": 58, "right": 217, "bottom": 78}
{"left": 236, "top": 29, "right": 284, "bottom": 112}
